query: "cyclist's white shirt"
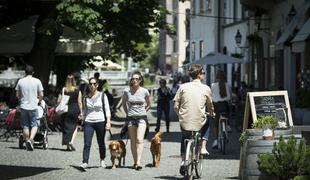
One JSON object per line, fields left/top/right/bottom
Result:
{"left": 173, "top": 79, "right": 212, "bottom": 131}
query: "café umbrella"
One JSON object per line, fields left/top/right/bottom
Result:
{"left": 184, "top": 52, "right": 244, "bottom": 67}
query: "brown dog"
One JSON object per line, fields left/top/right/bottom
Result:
{"left": 109, "top": 140, "right": 126, "bottom": 169}
{"left": 150, "top": 132, "right": 162, "bottom": 168}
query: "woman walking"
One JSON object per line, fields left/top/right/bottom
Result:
{"left": 155, "top": 79, "right": 172, "bottom": 133}
{"left": 79, "top": 77, "right": 111, "bottom": 170}
{"left": 122, "top": 71, "right": 151, "bottom": 170}
{"left": 57, "top": 74, "right": 82, "bottom": 151}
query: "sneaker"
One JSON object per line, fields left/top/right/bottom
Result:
{"left": 227, "top": 125, "right": 232, "bottom": 133}
{"left": 179, "top": 161, "right": 186, "bottom": 176}
{"left": 212, "top": 140, "right": 218, "bottom": 149}
{"left": 200, "top": 148, "right": 210, "bottom": 155}
{"left": 69, "top": 143, "right": 76, "bottom": 151}
{"left": 26, "top": 140, "right": 34, "bottom": 151}
{"left": 100, "top": 160, "right": 106, "bottom": 168}
{"left": 79, "top": 163, "right": 88, "bottom": 171}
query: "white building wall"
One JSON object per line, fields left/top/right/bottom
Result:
{"left": 176, "top": 1, "right": 191, "bottom": 68}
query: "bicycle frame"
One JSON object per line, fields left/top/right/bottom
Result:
{"left": 184, "top": 131, "right": 203, "bottom": 180}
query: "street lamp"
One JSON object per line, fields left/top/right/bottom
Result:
{"left": 287, "top": 5, "right": 296, "bottom": 23}
{"left": 235, "top": 29, "right": 242, "bottom": 46}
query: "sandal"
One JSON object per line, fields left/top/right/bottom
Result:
{"left": 135, "top": 165, "right": 142, "bottom": 171}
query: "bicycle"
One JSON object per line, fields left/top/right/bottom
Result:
{"left": 183, "top": 131, "right": 204, "bottom": 180}
{"left": 218, "top": 112, "right": 229, "bottom": 154}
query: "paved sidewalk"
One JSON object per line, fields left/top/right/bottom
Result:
{"left": 0, "top": 104, "right": 241, "bottom": 180}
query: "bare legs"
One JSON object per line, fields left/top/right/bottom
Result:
{"left": 70, "top": 127, "right": 78, "bottom": 144}
{"left": 128, "top": 124, "right": 146, "bottom": 167}
{"left": 23, "top": 127, "right": 38, "bottom": 141}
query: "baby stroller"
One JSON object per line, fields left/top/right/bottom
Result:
{"left": 18, "top": 100, "right": 49, "bottom": 150}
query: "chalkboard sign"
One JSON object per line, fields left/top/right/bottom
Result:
{"left": 242, "top": 90, "right": 293, "bottom": 131}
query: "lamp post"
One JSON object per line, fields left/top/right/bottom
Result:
{"left": 287, "top": 5, "right": 296, "bottom": 23}
{"left": 235, "top": 29, "right": 242, "bottom": 47}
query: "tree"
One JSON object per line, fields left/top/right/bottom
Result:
{"left": 2, "top": 0, "right": 170, "bottom": 88}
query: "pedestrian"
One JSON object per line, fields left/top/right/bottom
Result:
{"left": 173, "top": 64, "right": 215, "bottom": 175}
{"left": 170, "top": 80, "right": 181, "bottom": 98}
{"left": 211, "top": 70, "right": 231, "bottom": 149}
{"left": 94, "top": 72, "right": 104, "bottom": 91}
{"left": 15, "top": 65, "right": 44, "bottom": 151}
{"left": 79, "top": 77, "right": 111, "bottom": 170}
{"left": 121, "top": 70, "right": 151, "bottom": 170}
{"left": 155, "top": 79, "right": 172, "bottom": 133}
{"left": 57, "top": 74, "right": 83, "bottom": 151}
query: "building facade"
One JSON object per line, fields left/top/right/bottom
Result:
{"left": 159, "top": 0, "right": 190, "bottom": 75}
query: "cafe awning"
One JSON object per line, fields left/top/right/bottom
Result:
{"left": 0, "top": 16, "right": 107, "bottom": 56}
{"left": 291, "top": 17, "right": 310, "bottom": 52}
{"left": 276, "top": 2, "right": 310, "bottom": 49}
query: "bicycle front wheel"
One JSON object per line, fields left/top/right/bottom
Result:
{"left": 185, "top": 141, "right": 194, "bottom": 180}
{"left": 195, "top": 152, "right": 203, "bottom": 178}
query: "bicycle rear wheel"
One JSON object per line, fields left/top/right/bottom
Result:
{"left": 185, "top": 141, "right": 194, "bottom": 180}
{"left": 220, "top": 131, "right": 226, "bottom": 154}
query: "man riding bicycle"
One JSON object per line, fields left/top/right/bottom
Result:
{"left": 173, "top": 64, "right": 215, "bottom": 176}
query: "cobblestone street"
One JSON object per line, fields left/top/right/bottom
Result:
{"left": 0, "top": 105, "right": 241, "bottom": 180}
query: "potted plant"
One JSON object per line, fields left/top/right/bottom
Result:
{"left": 257, "top": 136, "right": 310, "bottom": 180}
{"left": 252, "top": 116, "right": 279, "bottom": 140}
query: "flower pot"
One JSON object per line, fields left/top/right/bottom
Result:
{"left": 262, "top": 125, "right": 274, "bottom": 140}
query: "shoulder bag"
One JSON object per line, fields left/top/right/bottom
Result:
{"left": 55, "top": 88, "right": 70, "bottom": 115}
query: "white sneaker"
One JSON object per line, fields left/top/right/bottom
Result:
{"left": 200, "top": 148, "right": 210, "bottom": 155}
{"left": 79, "top": 163, "right": 88, "bottom": 171}
{"left": 227, "top": 125, "right": 232, "bottom": 133}
{"left": 212, "top": 140, "right": 218, "bottom": 149}
{"left": 100, "top": 160, "right": 106, "bottom": 168}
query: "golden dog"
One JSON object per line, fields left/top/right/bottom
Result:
{"left": 109, "top": 140, "right": 126, "bottom": 169}
{"left": 150, "top": 132, "right": 162, "bottom": 168}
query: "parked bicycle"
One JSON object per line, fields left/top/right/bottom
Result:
{"left": 183, "top": 131, "right": 204, "bottom": 180}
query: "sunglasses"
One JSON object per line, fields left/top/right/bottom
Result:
{"left": 200, "top": 71, "right": 206, "bottom": 75}
{"left": 89, "top": 82, "right": 97, "bottom": 86}
{"left": 131, "top": 77, "right": 140, "bottom": 81}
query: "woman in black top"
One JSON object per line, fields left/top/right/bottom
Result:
{"left": 57, "top": 74, "right": 83, "bottom": 151}
{"left": 155, "top": 79, "right": 172, "bottom": 133}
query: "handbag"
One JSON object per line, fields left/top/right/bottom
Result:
{"left": 55, "top": 88, "right": 70, "bottom": 115}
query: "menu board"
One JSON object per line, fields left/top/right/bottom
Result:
{"left": 242, "top": 91, "right": 293, "bottom": 131}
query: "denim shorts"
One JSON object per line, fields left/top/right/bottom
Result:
{"left": 20, "top": 108, "right": 39, "bottom": 129}
{"left": 126, "top": 116, "right": 147, "bottom": 127}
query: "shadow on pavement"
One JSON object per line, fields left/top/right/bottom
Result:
{"left": 48, "top": 147, "right": 69, "bottom": 152}
{"left": 154, "top": 176, "right": 185, "bottom": 180}
{"left": 0, "top": 165, "right": 61, "bottom": 179}
{"left": 226, "top": 176, "right": 239, "bottom": 179}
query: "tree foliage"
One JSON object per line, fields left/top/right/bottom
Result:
{"left": 56, "top": 0, "right": 169, "bottom": 62}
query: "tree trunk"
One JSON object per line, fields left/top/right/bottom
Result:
{"left": 28, "top": 33, "right": 59, "bottom": 89}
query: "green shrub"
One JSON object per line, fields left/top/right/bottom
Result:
{"left": 239, "top": 131, "right": 249, "bottom": 144}
{"left": 252, "top": 116, "right": 278, "bottom": 129}
{"left": 257, "top": 136, "right": 310, "bottom": 180}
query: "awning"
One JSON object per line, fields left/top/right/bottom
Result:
{"left": 0, "top": 16, "right": 107, "bottom": 55}
{"left": 240, "top": 0, "right": 276, "bottom": 11}
{"left": 276, "top": 2, "right": 310, "bottom": 49}
{"left": 183, "top": 52, "right": 244, "bottom": 68}
{"left": 291, "top": 17, "right": 310, "bottom": 52}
